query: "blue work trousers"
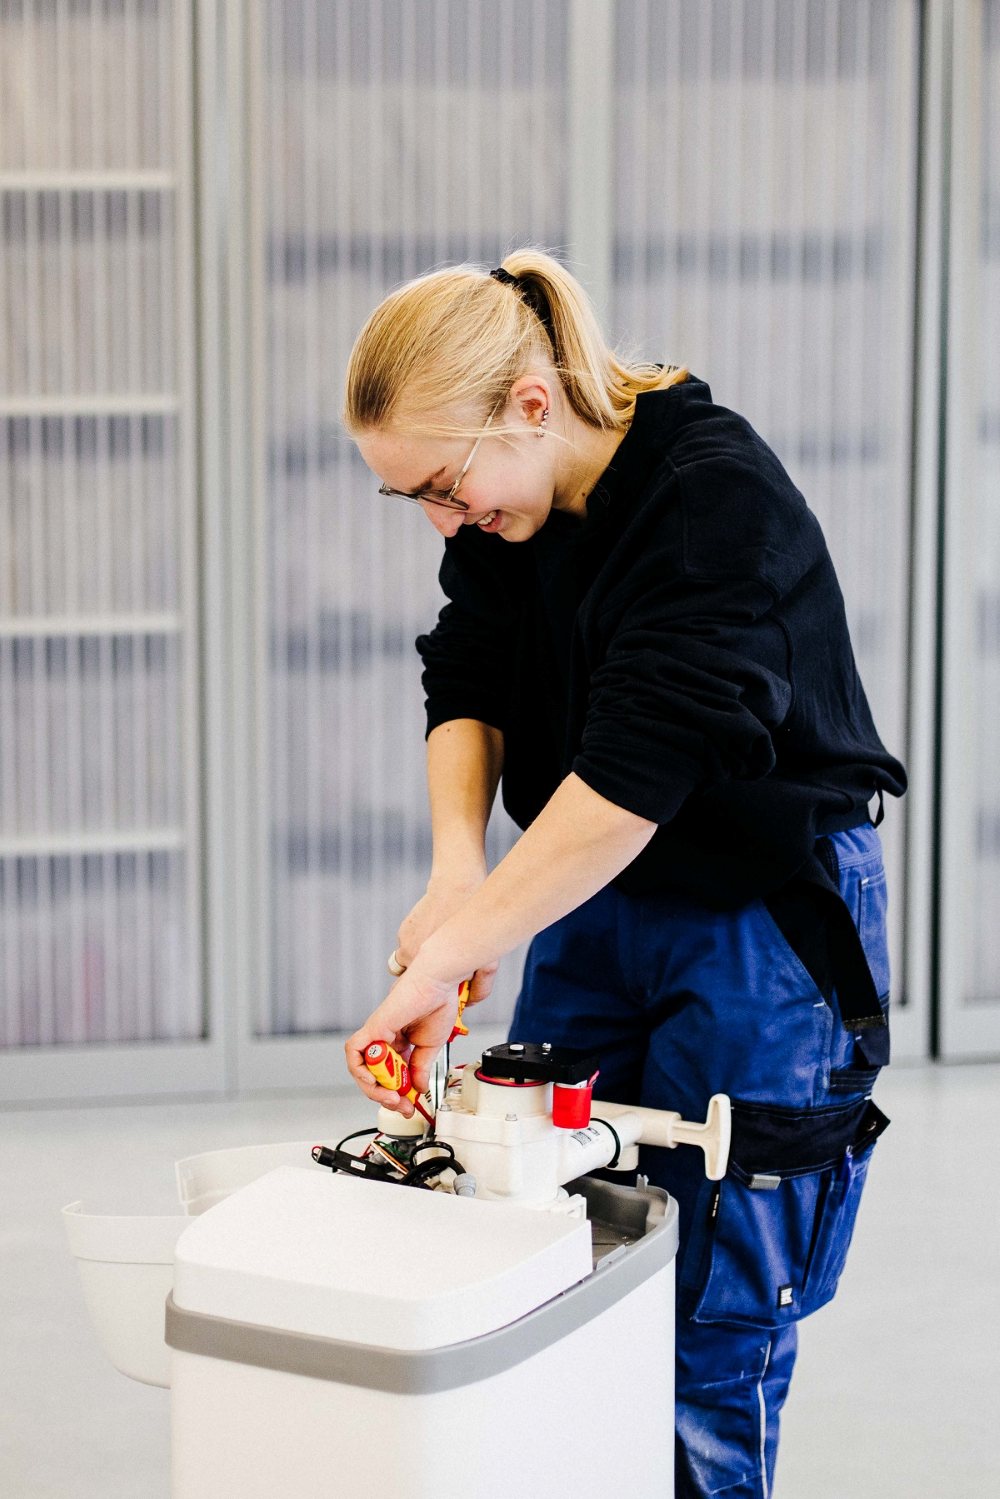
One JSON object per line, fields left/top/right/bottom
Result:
{"left": 509, "top": 825, "right": 890, "bottom": 1498}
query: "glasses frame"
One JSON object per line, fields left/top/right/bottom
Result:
{"left": 377, "top": 412, "right": 496, "bottom": 510}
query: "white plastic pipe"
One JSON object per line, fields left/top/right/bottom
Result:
{"left": 594, "top": 1096, "right": 732, "bottom": 1181}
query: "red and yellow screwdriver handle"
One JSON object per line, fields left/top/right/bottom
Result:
{"left": 448, "top": 979, "right": 471, "bottom": 1043}
{"left": 362, "top": 1040, "right": 434, "bottom": 1122}
{"left": 363, "top": 981, "right": 472, "bottom": 1118}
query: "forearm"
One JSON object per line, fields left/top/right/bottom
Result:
{"left": 427, "top": 718, "right": 504, "bottom": 878}
{"left": 414, "top": 772, "right": 657, "bottom": 985}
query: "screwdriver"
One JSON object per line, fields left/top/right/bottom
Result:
{"left": 364, "top": 981, "right": 472, "bottom": 1121}
{"left": 442, "top": 978, "right": 472, "bottom": 1109}
{"left": 363, "top": 1040, "right": 435, "bottom": 1123}
{"left": 448, "top": 979, "right": 471, "bottom": 1042}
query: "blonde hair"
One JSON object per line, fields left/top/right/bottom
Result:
{"left": 343, "top": 248, "right": 687, "bottom": 440}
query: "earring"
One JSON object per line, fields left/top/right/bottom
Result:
{"left": 538, "top": 407, "right": 549, "bottom": 437}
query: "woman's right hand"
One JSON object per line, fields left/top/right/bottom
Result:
{"left": 394, "top": 869, "right": 499, "bottom": 1006}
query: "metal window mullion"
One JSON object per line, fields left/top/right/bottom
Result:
{"left": 266, "top": 1, "right": 289, "bottom": 1039}
{"left": 196, "top": 0, "right": 233, "bottom": 1065}
{"left": 870, "top": 0, "right": 924, "bottom": 1054}
{"left": 226, "top": 0, "right": 274, "bottom": 1048}
{"left": 907, "top": 0, "right": 954, "bottom": 1055}
{"left": 170, "top": 0, "right": 203, "bottom": 1042}
{"left": 939, "top": 0, "right": 998, "bottom": 1053}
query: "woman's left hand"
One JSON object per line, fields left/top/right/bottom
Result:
{"left": 344, "top": 966, "right": 470, "bottom": 1115}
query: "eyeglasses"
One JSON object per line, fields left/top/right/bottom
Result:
{"left": 377, "top": 414, "right": 495, "bottom": 510}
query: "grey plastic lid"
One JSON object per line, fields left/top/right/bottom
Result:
{"left": 166, "top": 1181, "right": 678, "bottom": 1396}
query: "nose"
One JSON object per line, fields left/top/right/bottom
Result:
{"left": 424, "top": 504, "right": 464, "bottom": 538}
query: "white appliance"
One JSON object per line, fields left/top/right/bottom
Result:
{"left": 64, "top": 1042, "right": 729, "bottom": 1498}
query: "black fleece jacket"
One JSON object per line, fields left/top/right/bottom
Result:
{"left": 416, "top": 376, "right": 906, "bottom": 909}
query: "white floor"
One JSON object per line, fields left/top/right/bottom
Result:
{"left": 1, "top": 1062, "right": 997, "bottom": 1498}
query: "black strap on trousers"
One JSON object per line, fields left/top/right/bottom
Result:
{"left": 762, "top": 839, "right": 890, "bottom": 1069}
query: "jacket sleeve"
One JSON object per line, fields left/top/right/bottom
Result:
{"left": 572, "top": 564, "right": 793, "bottom": 825}
{"left": 415, "top": 528, "right": 524, "bottom": 738}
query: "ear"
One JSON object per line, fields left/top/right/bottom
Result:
{"left": 508, "top": 374, "right": 553, "bottom": 433}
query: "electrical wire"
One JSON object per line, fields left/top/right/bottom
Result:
{"left": 402, "top": 1139, "right": 467, "bottom": 1188}
{"left": 335, "top": 1127, "right": 379, "bottom": 1152}
{"left": 316, "top": 1123, "right": 471, "bottom": 1191}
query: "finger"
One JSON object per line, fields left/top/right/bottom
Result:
{"left": 469, "top": 965, "right": 498, "bottom": 1005}
{"left": 344, "top": 1030, "right": 408, "bottom": 1109}
{"left": 344, "top": 1052, "right": 403, "bottom": 1105}
{"left": 349, "top": 1071, "right": 410, "bottom": 1110}
{"left": 345, "top": 1063, "right": 415, "bottom": 1115}
{"left": 345, "top": 1023, "right": 423, "bottom": 1119}
{"left": 408, "top": 1043, "right": 442, "bottom": 1096}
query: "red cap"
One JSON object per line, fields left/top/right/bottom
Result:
{"left": 552, "top": 1082, "right": 593, "bottom": 1130}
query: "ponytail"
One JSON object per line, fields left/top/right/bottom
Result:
{"left": 500, "top": 250, "right": 686, "bottom": 429}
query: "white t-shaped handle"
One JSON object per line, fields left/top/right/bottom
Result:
{"left": 596, "top": 1094, "right": 732, "bottom": 1180}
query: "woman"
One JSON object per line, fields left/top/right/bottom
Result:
{"left": 341, "top": 250, "right": 906, "bottom": 1498}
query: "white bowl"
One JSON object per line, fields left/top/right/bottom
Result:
{"left": 62, "top": 1201, "right": 190, "bottom": 1388}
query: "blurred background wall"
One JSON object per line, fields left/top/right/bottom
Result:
{"left": 0, "top": 0, "right": 996, "bottom": 1104}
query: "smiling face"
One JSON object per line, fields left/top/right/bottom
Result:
{"left": 356, "top": 378, "right": 560, "bottom": 543}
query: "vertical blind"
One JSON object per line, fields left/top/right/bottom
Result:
{"left": 254, "top": 0, "right": 918, "bottom": 1036}
{"left": 3, "top": 0, "right": 994, "bottom": 1071}
{"left": 0, "top": 0, "right": 199, "bottom": 1047}
{"left": 610, "top": 0, "right": 918, "bottom": 976}
{"left": 968, "top": 0, "right": 1000, "bottom": 1004}
{"left": 253, "top": 0, "right": 569, "bottom": 1034}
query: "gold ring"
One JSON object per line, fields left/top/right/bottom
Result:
{"left": 387, "top": 950, "right": 407, "bottom": 977}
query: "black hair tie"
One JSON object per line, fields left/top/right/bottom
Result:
{"left": 490, "top": 265, "right": 554, "bottom": 342}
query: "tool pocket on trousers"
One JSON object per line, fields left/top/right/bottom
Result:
{"left": 686, "top": 1095, "right": 889, "bottom": 1331}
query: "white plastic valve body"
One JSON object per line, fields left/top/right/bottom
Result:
{"left": 432, "top": 1067, "right": 732, "bottom": 1203}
